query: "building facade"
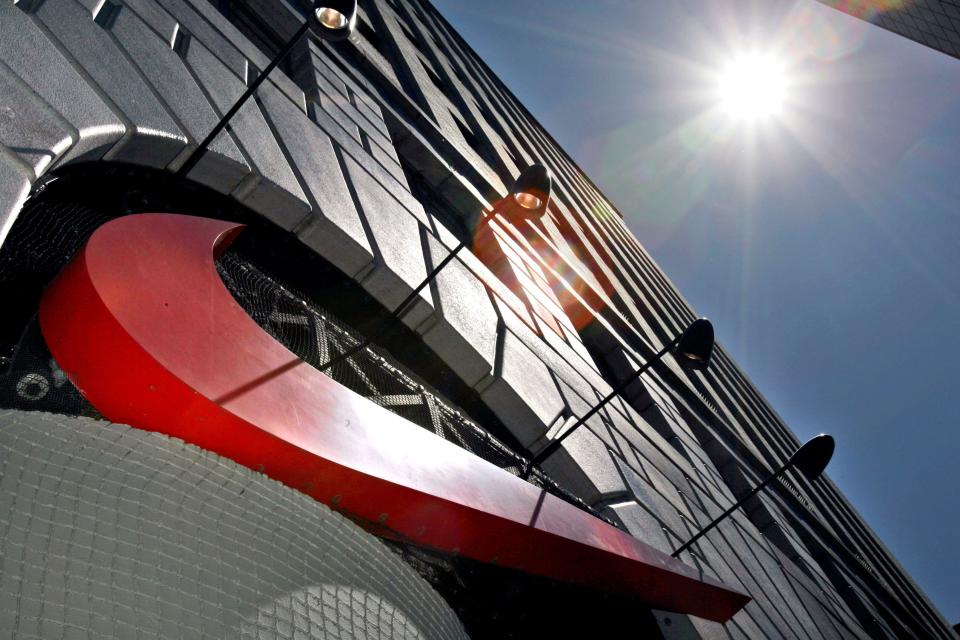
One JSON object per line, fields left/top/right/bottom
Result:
{"left": 0, "top": 0, "right": 954, "bottom": 638}
{"left": 819, "top": 0, "right": 960, "bottom": 59}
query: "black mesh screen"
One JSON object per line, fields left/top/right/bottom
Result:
{"left": 0, "top": 186, "right": 108, "bottom": 418}
{"left": 0, "top": 318, "right": 98, "bottom": 418}
{"left": 0, "top": 172, "right": 614, "bottom": 527}
{"left": 215, "top": 248, "right": 613, "bottom": 524}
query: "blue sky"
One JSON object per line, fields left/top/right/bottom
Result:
{"left": 432, "top": 0, "right": 960, "bottom": 624}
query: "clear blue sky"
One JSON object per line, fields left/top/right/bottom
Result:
{"left": 432, "top": 0, "right": 960, "bottom": 624}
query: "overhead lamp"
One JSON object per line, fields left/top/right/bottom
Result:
{"left": 508, "top": 164, "right": 552, "bottom": 220}
{"left": 319, "top": 165, "right": 553, "bottom": 371}
{"left": 671, "top": 434, "right": 836, "bottom": 558}
{"left": 521, "top": 318, "right": 716, "bottom": 477}
{"left": 787, "top": 432, "right": 835, "bottom": 480}
{"left": 310, "top": 0, "right": 357, "bottom": 41}
{"left": 176, "top": 0, "right": 357, "bottom": 178}
{"left": 514, "top": 192, "right": 542, "bottom": 210}
{"left": 675, "top": 317, "right": 714, "bottom": 371}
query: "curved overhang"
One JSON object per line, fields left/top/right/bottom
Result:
{"left": 39, "top": 213, "right": 750, "bottom": 623}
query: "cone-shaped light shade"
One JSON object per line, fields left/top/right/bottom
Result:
{"left": 675, "top": 318, "right": 714, "bottom": 371}
{"left": 509, "top": 164, "right": 552, "bottom": 220}
{"left": 788, "top": 434, "right": 835, "bottom": 480}
{"left": 311, "top": 0, "right": 357, "bottom": 41}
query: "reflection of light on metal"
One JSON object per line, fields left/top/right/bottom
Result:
{"left": 514, "top": 192, "right": 542, "bottom": 210}
{"left": 316, "top": 7, "right": 348, "bottom": 30}
{"left": 309, "top": 0, "right": 357, "bottom": 42}
{"left": 325, "top": 165, "right": 552, "bottom": 372}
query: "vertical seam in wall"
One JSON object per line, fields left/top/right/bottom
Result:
{"left": 251, "top": 90, "right": 315, "bottom": 232}
{"left": 414, "top": 225, "right": 440, "bottom": 334}
{"left": 94, "top": 2, "right": 194, "bottom": 145}
{"left": 172, "top": 30, "right": 258, "bottom": 194}
{"left": 331, "top": 143, "right": 383, "bottom": 268}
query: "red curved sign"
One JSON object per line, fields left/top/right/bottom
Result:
{"left": 39, "top": 213, "right": 749, "bottom": 622}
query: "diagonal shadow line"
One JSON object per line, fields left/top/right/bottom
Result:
{"left": 213, "top": 357, "right": 303, "bottom": 404}
{"left": 528, "top": 488, "right": 548, "bottom": 528}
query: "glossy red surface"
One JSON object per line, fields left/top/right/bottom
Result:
{"left": 39, "top": 213, "right": 750, "bottom": 622}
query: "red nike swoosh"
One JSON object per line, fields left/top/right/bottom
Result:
{"left": 39, "top": 212, "right": 750, "bottom": 623}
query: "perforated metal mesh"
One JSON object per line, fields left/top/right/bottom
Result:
{"left": 0, "top": 184, "right": 107, "bottom": 418}
{"left": 0, "top": 318, "right": 98, "bottom": 418}
{"left": 0, "top": 190, "right": 612, "bottom": 526}
{"left": 216, "top": 249, "right": 613, "bottom": 523}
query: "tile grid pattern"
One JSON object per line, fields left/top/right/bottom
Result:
{"left": 0, "top": 410, "right": 467, "bottom": 640}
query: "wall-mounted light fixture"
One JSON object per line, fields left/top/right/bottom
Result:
{"left": 311, "top": 0, "right": 358, "bottom": 39}
{"left": 506, "top": 163, "right": 552, "bottom": 220}
{"left": 671, "top": 434, "right": 836, "bottom": 558}
{"left": 521, "top": 318, "right": 715, "bottom": 478}
{"left": 319, "top": 164, "right": 553, "bottom": 371}
{"left": 175, "top": 0, "right": 357, "bottom": 178}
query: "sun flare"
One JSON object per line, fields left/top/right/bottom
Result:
{"left": 718, "top": 53, "right": 787, "bottom": 120}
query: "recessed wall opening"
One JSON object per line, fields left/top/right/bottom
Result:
{"left": 0, "top": 162, "right": 610, "bottom": 526}
{"left": 0, "top": 164, "right": 473, "bottom": 424}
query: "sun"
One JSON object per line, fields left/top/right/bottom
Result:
{"left": 717, "top": 53, "right": 787, "bottom": 120}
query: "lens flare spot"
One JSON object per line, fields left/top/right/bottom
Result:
{"left": 718, "top": 54, "right": 787, "bottom": 120}
{"left": 825, "top": 0, "right": 912, "bottom": 20}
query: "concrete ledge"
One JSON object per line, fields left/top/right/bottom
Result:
{"left": 0, "top": 148, "right": 31, "bottom": 248}
{"left": 180, "top": 39, "right": 309, "bottom": 223}
{"left": 106, "top": 2, "right": 250, "bottom": 192}
{"left": 344, "top": 154, "right": 434, "bottom": 329}
{"left": 256, "top": 82, "right": 373, "bottom": 278}
{"left": 540, "top": 425, "right": 628, "bottom": 506}
{"left": 29, "top": 0, "right": 188, "bottom": 169}
{"left": 480, "top": 323, "right": 564, "bottom": 449}
{"left": 0, "top": 3, "right": 124, "bottom": 165}
{"left": 418, "top": 231, "right": 497, "bottom": 388}
{"left": 0, "top": 61, "right": 74, "bottom": 179}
